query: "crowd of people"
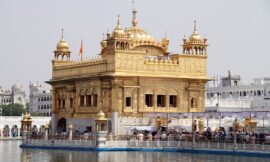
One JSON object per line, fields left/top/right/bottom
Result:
{"left": 125, "top": 128, "right": 270, "bottom": 145}
{"left": 28, "top": 126, "right": 270, "bottom": 145}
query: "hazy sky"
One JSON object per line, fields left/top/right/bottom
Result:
{"left": 0, "top": 0, "right": 269, "bottom": 91}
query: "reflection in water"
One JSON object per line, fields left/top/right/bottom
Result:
{"left": 1, "top": 141, "right": 270, "bottom": 162}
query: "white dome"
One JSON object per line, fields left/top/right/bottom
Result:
{"left": 12, "top": 82, "right": 23, "bottom": 92}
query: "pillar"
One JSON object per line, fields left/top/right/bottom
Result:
{"left": 51, "top": 113, "right": 57, "bottom": 133}
{"left": 18, "top": 128, "right": 20, "bottom": 137}
{"left": 9, "top": 125, "right": 12, "bottom": 138}
{"left": 111, "top": 112, "right": 118, "bottom": 136}
{"left": 233, "top": 130, "right": 237, "bottom": 150}
{"left": 84, "top": 95, "right": 86, "bottom": 108}
{"left": 68, "top": 124, "right": 73, "bottom": 140}
{"left": 166, "top": 94, "right": 169, "bottom": 110}
{"left": 44, "top": 127, "right": 48, "bottom": 140}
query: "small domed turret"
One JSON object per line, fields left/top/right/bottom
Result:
{"left": 95, "top": 110, "right": 107, "bottom": 121}
{"left": 182, "top": 21, "right": 208, "bottom": 55}
{"left": 112, "top": 15, "right": 125, "bottom": 37}
{"left": 100, "top": 40, "right": 107, "bottom": 49}
{"left": 56, "top": 37, "right": 70, "bottom": 52}
{"left": 188, "top": 20, "right": 203, "bottom": 42}
{"left": 54, "top": 29, "right": 71, "bottom": 61}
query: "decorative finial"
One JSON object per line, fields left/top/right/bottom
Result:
{"left": 61, "top": 28, "right": 64, "bottom": 39}
{"left": 165, "top": 31, "right": 167, "bottom": 39}
{"left": 193, "top": 20, "right": 197, "bottom": 32}
{"left": 132, "top": 0, "right": 137, "bottom": 27}
{"left": 117, "top": 14, "right": 120, "bottom": 28}
{"left": 106, "top": 28, "right": 110, "bottom": 38}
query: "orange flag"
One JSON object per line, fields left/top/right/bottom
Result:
{"left": 79, "top": 40, "right": 83, "bottom": 61}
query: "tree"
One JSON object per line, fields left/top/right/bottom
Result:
{"left": 0, "top": 104, "right": 25, "bottom": 116}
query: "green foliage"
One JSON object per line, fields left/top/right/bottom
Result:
{"left": 0, "top": 104, "right": 25, "bottom": 116}
{"left": 30, "top": 112, "right": 39, "bottom": 116}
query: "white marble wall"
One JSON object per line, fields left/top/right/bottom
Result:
{"left": 0, "top": 116, "right": 51, "bottom": 137}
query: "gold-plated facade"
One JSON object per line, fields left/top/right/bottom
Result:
{"left": 47, "top": 9, "right": 209, "bottom": 134}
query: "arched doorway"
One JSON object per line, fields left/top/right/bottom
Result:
{"left": 57, "top": 118, "right": 67, "bottom": 133}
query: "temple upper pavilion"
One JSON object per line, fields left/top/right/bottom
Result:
{"left": 47, "top": 8, "right": 209, "bottom": 135}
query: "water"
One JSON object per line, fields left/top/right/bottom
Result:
{"left": 1, "top": 141, "right": 270, "bottom": 162}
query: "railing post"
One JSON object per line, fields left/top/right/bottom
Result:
{"left": 262, "top": 143, "right": 265, "bottom": 151}
{"left": 192, "top": 132, "right": 196, "bottom": 148}
{"left": 233, "top": 131, "right": 237, "bottom": 150}
{"left": 217, "top": 142, "right": 220, "bottom": 149}
{"left": 44, "top": 129, "right": 48, "bottom": 140}
{"left": 243, "top": 142, "right": 246, "bottom": 150}
{"left": 178, "top": 140, "right": 181, "bottom": 147}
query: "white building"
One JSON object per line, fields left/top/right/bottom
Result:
{"left": 0, "top": 115, "right": 51, "bottom": 137}
{"left": 0, "top": 82, "right": 27, "bottom": 108}
{"left": 29, "top": 82, "right": 52, "bottom": 116}
{"left": 206, "top": 71, "right": 270, "bottom": 112}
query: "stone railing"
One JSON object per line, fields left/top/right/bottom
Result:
{"left": 54, "top": 57, "right": 105, "bottom": 68}
{"left": 22, "top": 139, "right": 270, "bottom": 153}
{"left": 144, "top": 58, "right": 178, "bottom": 65}
{"left": 52, "top": 58, "right": 108, "bottom": 78}
{"left": 24, "top": 139, "right": 96, "bottom": 148}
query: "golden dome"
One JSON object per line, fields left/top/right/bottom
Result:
{"left": 57, "top": 38, "right": 70, "bottom": 51}
{"left": 56, "top": 29, "right": 70, "bottom": 52}
{"left": 100, "top": 40, "right": 107, "bottom": 49}
{"left": 189, "top": 32, "right": 201, "bottom": 41}
{"left": 113, "top": 28, "right": 125, "bottom": 36}
{"left": 112, "top": 15, "right": 125, "bottom": 36}
{"left": 22, "top": 112, "right": 32, "bottom": 122}
{"left": 188, "top": 21, "right": 203, "bottom": 42}
{"left": 95, "top": 110, "right": 107, "bottom": 121}
{"left": 126, "top": 27, "right": 156, "bottom": 44}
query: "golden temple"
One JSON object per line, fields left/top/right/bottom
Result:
{"left": 47, "top": 7, "right": 209, "bottom": 135}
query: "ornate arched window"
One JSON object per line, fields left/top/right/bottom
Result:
{"left": 191, "top": 97, "right": 197, "bottom": 108}
{"left": 116, "top": 42, "right": 121, "bottom": 49}
{"left": 120, "top": 42, "right": 125, "bottom": 50}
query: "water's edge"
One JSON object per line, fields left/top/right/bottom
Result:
{"left": 20, "top": 144, "right": 270, "bottom": 158}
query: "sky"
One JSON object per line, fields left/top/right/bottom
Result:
{"left": 0, "top": 0, "right": 269, "bottom": 91}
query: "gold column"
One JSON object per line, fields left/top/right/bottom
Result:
{"left": 84, "top": 95, "right": 86, "bottom": 108}
{"left": 166, "top": 94, "right": 169, "bottom": 111}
